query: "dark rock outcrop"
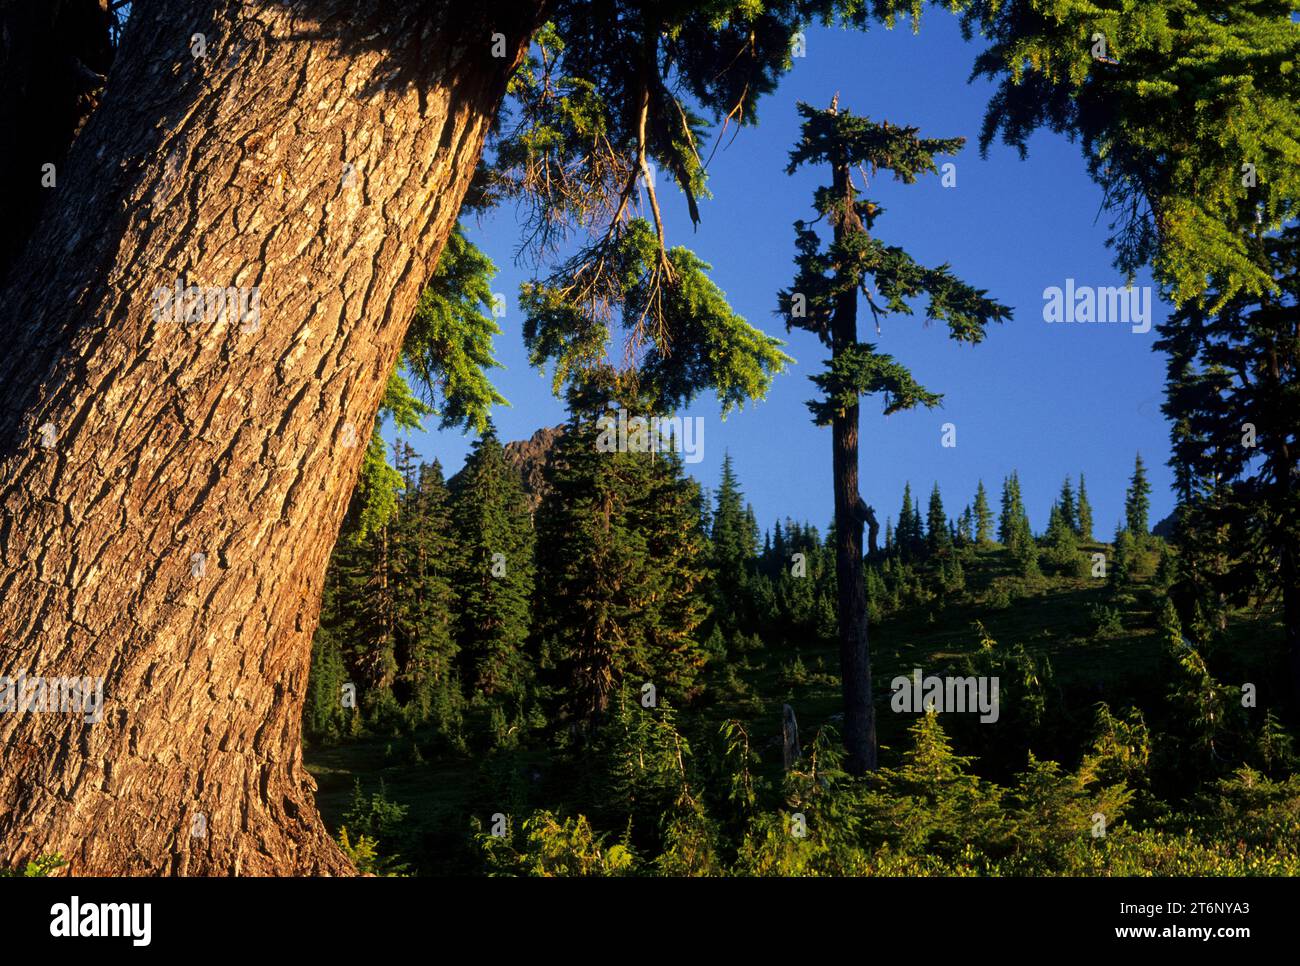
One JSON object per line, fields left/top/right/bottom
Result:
{"left": 503, "top": 425, "right": 564, "bottom": 511}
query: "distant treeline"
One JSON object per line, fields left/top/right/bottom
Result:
{"left": 306, "top": 396, "right": 1172, "bottom": 752}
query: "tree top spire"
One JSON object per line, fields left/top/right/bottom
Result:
{"left": 785, "top": 101, "right": 964, "bottom": 182}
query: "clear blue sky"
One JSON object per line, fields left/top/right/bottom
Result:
{"left": 396, "top": 15, "right": 1175, "bottom": 539}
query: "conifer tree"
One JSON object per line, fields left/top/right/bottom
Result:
{"left": 744, "top": 506, "right": 759, "bottom": 551}
{"left": 897, "top": 483, "right": 921, "bottom": 560}
{"left": 1157, "top": 226, "right": 1300, "bottom": 700}
{"left": 1108, "top": 523, "right": 1135, "bottom": 597}
{"left": 395, "top": 459, "right": 463, "bottom": 738}
{"left": 535, "top": 380, "right": 709, "bottom": 728}
{"left": 1058, "top": 477, "right": 1077, "bottom": 534}
{"left": 710, "top": 453, "right": 760, "bottom": 639}
{"left": 305, "top": 609, "right": 350, "bottom": 743}
{"left": 974, "top": 480, "right": 995, "bottom": 546}
{"left": 777, "top": 100, "right": 1010, "bottom": 772}
{"left": 310, "top": 431, "right": 435, "bottom": 737}
{"left": 998, "top": 471, "right": 1036, "bottom": 577}
{"left": 958, "top": 505, "right": 975, "bottom": 546}
{"left": 1076, "top": 473, "right": 1094, "bottom": 541}
{"left": 1125, "top": 453, "right": 1152, "bottom": 537}
{"left": 968, "top": 0, "right": 1300, "bottom": 306}
{"left": 1043, "top": 501, "right": 1079, "bottom": 572}
{"left": 309, "top": 468, "right": 401, "bottom": 730}
{"left": 357, "top": 511, "right": 400, "bottom": 716}
{"left": 449, "top": 428, "right": 536, "bottom": 740}
{"left": 910, "top": 493, "right": 923, "bottom": 556}
{"left": 998, "top": 473, "right": 1027, "bottom": 548}
{"left": 998, "top": 475, "right": 1015, "bottom": 547}
{"left": 927, "top": 482, "right": 950, "bottom": 553}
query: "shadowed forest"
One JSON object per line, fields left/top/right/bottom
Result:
{"left": 303, "top": 432, "right": 1298, "bottom": 875}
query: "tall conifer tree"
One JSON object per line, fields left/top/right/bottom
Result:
{"left": 1125, "top": 453, "right": 1152, "bottom": 537}
{"left": 1058, "top": 477, "right": 1077, "bottom": 534}
{"left": 1157, "top": 226, "right": 1300, "bottom": 700}
{"left": 395, "top": 459, "right": 463, "bottom": 738}
{"left": 449, "top": 428, "right": 536, "bottom": 739}
{"left": 1076, "top": 473, "right": 1094, "bottom": 541}
{"left": 998, "top": 473, "right": 1028, "bottom": 548}
{"left": 927, "top": 482, "right": 950, "bottom": 553}
{"left": 974, "top": 480, "right": 995, "bottom": 546}
{"left": 535, "top": 381, "right": 710, "bottom": 729}
{"left": 777, "top": 100, "right": 1010, "bottom": 772}
{"left": 710, "top": 453, "right": 759, "bottom": 639}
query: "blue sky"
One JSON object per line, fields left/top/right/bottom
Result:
{"left": 396, "top": 15, "right": 1175, "bottom": 539}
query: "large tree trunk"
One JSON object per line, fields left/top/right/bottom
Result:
{"left": 0, "top": 0, "right": 542, "bottom": 875}
{"left": 832, "top": 406, "right": 877, "bottom": 775}
{"left": 829, "top": 154, "right": 877, "bottom": 776}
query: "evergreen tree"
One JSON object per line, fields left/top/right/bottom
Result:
{"left": 309, "top": 455, "right": 403, "bottom": 732}
{"left": 394, "top": 459, "right": 463, "bottom": 739}
{"left": 710, "top": 453, "right": 759, "bottom": 639}
{"left": 998, "top": 473, "right": 1030, "bottom": 548}
{"left": 1157, "top": 225, "right": 1300, "bottom": 700}
{"left": 1043, "top": 501, "right": 1079, "bottom": 572}
{"left": 897, "top": 483, "right": 923, "bottom": 560}
{"left": 771, "top": 520, "right": 788, "bottom": 580}
{"left": 309, "top": 444, "right": 467, "bottom": 743}
{"left": 998, "top": 475, "right": 1015, "bottom": 547}
{"left": 907, "top": 486, "right": 925, "bottom": 558}
{"left": 449, "top": 427, "right": 536, "bottom": 740}
{"left": 969, "top": 0, "right": 1300, "bottom": 306}
{"left": 958, "top": 505, "right": 975, "bottom": 546}
{"left": 1058, "top": 477, "right": 1077, "bottom": 534}
{"left": 382, "top": 439, "right": 419, "bottom": 723}
{"left": 974, "top": 480, "right": 995, "bottom": 546}
{"left": 769, "top": 520, "right": 837, "bottom": 648}
{"left": 777, "top": 100, "right": 1010, "bottom": 773}
{"left": 1108, "top": 523, "right": 1135, "bottom": 597}
{"left": 900, "top": 487, "right": 913, "bottom": 557}
{"left": 1125, "top": 453, "right": 1152, "bottom": 537}
{"left": 402, "top": 225, "right": 508, "bottom": 434}
{"left": 927, "top": 482, "right": 950, "bottom": 553}
{"left": 1076, "top": 473, "right": 1094, "bottom": 541}
{"left": 535, "top": 382, "right": 709, "bottom": 729}
{"left": 305, "top": 607, "right": 350, "bottom": 742}
{"left": 939, "top": 552, "right": 966, "bottom": 594}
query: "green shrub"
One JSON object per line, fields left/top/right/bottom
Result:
{"left": 0, "top": 855, "right": 66, "bottom": 877}
{"left": 337, "top": 826, "right": 409, "bottom": 876}
{"left": 1089, "top": 603, "right": 1124, "bottom": 638}
{"left": 477, "top": 811, "right": 636, "bottom": 876}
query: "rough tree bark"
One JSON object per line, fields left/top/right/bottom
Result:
{"left": 0, "top": 0, "right": 543, "bottom": 875}
{"left": 829, "top": 147, "right": 877, "bottom": 776}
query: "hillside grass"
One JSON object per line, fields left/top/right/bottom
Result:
{"left": 305, "top": 542, "right": 1291, "bottom": 874}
